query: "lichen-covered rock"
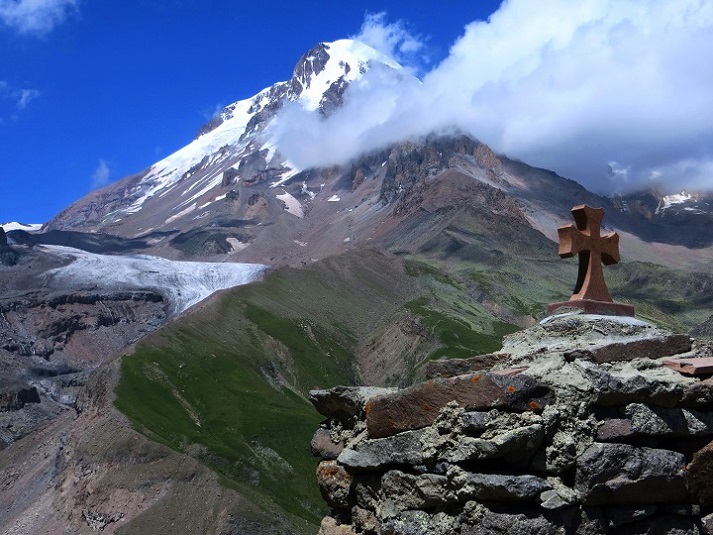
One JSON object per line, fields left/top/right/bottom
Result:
{"left": 317, "top": 516, "right": 358, "bottom": 535}
{"left": 381, "top": 510, "right": 459, "bottom": 535}
{"left": 316, "top": 460, "right": 353, "bottom": 508}
{"left": 460, "top": 502, "right": 558, "bottom": 535}
{"left": 377, "top": 470, "right": 454, "bottom": 518}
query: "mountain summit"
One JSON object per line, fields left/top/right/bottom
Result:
{"left": 48, "top": 40, "right": 405, "bottom": 238}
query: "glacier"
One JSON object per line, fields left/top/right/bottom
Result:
{"left": 41, "top": 246, "right": 268, "bottom": 315}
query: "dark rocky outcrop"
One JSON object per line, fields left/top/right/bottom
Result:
{"left": 0, "top": 228, "right": 18, "bottom": 266}
{"left": 311, "top": 314, "right": 713, "bottom": 534}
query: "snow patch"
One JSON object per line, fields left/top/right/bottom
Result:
{"left": 41, "top": 246, "right": 267, "bottom": 315}
{"left": 663, "top": 191, "right": 693, "bottom": 207}
{"left": 301, "top": 181, "right": 317, "bottom": 199}
{"left": 276, "top": 191, "right": 304, "bottom": 218}
{"left": 1, "top": 222, "right": 42, "bottom": 232}
{"left": 226, "top": 237, "right": 249, "bottom": 253}
{"left": 166, "top": 203, "right": 196, "bottom": 224}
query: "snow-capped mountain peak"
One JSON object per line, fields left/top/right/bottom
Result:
{"left": 291, "top": 39, "right": 401, "bottom": 111}
{"left": 48, "top": 39, "right": 404, "bottom": 234}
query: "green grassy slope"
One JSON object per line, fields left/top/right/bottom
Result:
{"left": 113, "top": 248, "right": 524, "bottom": 528}
{"left": 114, "top": 236, "right": 713, "bottom": 529}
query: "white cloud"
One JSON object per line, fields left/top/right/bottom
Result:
{"left": 0, "top": 0, "right": 79, "bottom": 35}
{"left": 0, "top": 81, "right": 41, "bottom": 120}
{"left": 16, "top": 88, "right": 40, "bottom": 108}
{"left": 273, "top": 2, "right": 713, "bottom": 194}
{"left": 91, "top": 159, "right": 110, "bottom": 190}
{"left": 351, "top": 11, "right": 428, "bottom": 75}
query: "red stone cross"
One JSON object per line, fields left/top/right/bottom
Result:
{"left": 557, "top": 204, "right": 620, "bottom": 302}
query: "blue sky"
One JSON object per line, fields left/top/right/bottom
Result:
{"left": 0, "top": 1, "right": 501, "bottom": 224}
{"left": 3, "top": 0, "right": 713, "bottom": 225}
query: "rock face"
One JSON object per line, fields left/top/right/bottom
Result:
{"left": 0, "top": 228, "right": 18, "bottom": 266}
{"left": 310, "top": 314, "right": 713, "bottom": 534}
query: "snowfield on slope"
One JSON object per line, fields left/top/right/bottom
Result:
{"left": 1, "top": 222, "right": 43, "bottom": 232}
{"left": 42, "top": 246, "right": 268, "bottom": 315}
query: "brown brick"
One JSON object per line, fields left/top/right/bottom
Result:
{"left": 665, "top": 356, "right": 713, "bottom": 376}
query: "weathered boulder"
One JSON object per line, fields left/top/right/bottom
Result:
{"left": 575, "top": 443, "right": 687, "bottom": 505}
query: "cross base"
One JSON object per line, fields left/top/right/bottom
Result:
{"left": 547, "top": 299, "right": 635, "bottom": 317}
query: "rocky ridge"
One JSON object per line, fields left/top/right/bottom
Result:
{"left": 310, "top": 313, "right": 713, "bottom": 534}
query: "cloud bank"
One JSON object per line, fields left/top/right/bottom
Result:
{"left": 272, "top": 0, "right": 713, "bottom": 194}
{"left": 0, "top": 0, "right": 78, "bottom": 35}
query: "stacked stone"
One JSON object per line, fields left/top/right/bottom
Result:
{"left": 310, "top": 314, "right": 713, "bottom": 534}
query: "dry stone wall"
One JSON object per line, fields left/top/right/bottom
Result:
{"left": 310, "top": 314, "right": 713, "bottom": 534}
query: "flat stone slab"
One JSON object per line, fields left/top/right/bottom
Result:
{"left": 364, "top": 372, "right": 552, "bottom": 439}
{"left": 426, "top": 353, "right": 505, "bottom": 378}
{"left": 564, "top": 334, "right": 691, "bottom": 364}
{"left": 664, "top": 357, "right": 713, "bottom": 376}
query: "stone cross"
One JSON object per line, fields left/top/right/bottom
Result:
{"left": 557, "top": 204, "right": 619, "bottom": 302}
